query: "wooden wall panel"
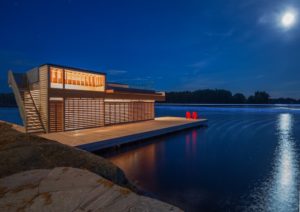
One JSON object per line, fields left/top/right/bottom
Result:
{"left": 65, "top": 98, "right": 104, "bottom": 130}
{"left": 48, "top": 88, "right": 165, "bottom": 101}
{"left": 29, "top": 82, "right": 40, "bottom": 112}
{"left": 104, "top": 101, "right": 154, "bottom": 125}
{"left": 26, "top": 67, "right": 39, "bottom": 84}
{"left": 49, "top": 101, "right": 63, "bottom": 132}
{"left": 39, "top": 65, "right": 48, "bottom": 132}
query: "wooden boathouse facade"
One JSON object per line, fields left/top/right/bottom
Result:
{"left": 8, "top": 64, "right": 165, "bottom": 133}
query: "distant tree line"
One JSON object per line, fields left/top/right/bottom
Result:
{"left": 165, "top": 89, "right": 300, "bottom": 104}
{"left": 0, "top": 90, "right": 299, "bottom": 107}
{"left": 0, "top": 93, "right": 16, "bottom": 107}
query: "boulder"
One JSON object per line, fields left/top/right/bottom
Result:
{"left": 0, "top": 167, "right": 182, "bottom": 212}
{"left": 0, "top": 121, "right": 135, "bottom": 191}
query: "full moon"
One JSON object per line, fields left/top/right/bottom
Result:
{"left": 281, "top": 11, "right": 296, "bottom": 28}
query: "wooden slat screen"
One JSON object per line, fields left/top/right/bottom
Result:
{"left": 27, "top": 67, "right": 39, "bottom": 84}
{"left": 65, "top": 98, "right": 104, "bottom": 130}
{"left": 105, "top": 101, "right": 154, "bottom": 125}
{"left": 49, "top": 101, "right": 63, "bottom": 132}
{"left": 29, "top": 82, "right": 40, "bottom": 111}
{"left": 39, "top": 65, "right": 48, "bottom": 132}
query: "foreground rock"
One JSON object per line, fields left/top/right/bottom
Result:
{"left": 0, "top": 167, "right": 182, "bottom": 211}
{"left": 0, "top": 121, "right": 135, "bottom": 191}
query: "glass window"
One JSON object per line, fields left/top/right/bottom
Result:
{"left": 50, "top": 67, "right": 63, "bottom": 89}
{"left": 64, "top": 69, "right": 105, "bottom": 91}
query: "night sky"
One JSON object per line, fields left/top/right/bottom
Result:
{"left": 1, "top": 0, "right": 300, "bottom": 98}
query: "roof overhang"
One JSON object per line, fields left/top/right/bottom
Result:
{"left": 49, "top": 88, "right": 165, "bottom": 101}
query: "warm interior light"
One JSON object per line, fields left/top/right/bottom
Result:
{"left": 50, "top": 67, "right": 105, "bottom": 91}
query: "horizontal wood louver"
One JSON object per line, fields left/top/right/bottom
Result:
{"left": 65, "top": 98, "right": 104, "bottom": 130}
{"left": 104, "top": 101, "right": 154, "bottom": 125}
{"left": 39, "top": 65, "right": 48, "bottom": 132}
{"left": 49, "top": 101, "right": 63, "bottom": 132}
{"left": 29, "top": 82, "right": 40, "bottom": 111}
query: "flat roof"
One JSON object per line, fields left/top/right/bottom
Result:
{"left": 40, "top": 63, "right": 107, "bottom": 75}
{"left": 107, "top": 85, "right": 157, "bottom": 94}
{"left": 107, "top": 82, "right": 129, "bottom": 86}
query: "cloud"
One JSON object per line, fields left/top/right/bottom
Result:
{"left": 180, "top": 75, "right": 227, "bottom": 91}
{"left": 187, "top": 57, "right": 217, "bottom": 75}
{"left": 258, "top": 14, "right": 273, "bottom": 24}
{"left": 0, "top": 50, "right": 37, "bottom": 69}
{"left": 256, "top": 74, "right": 265, "bottom": 79}
{"left": 205, "top": 29, "right": 235, "bottom": 38}
{"left": 106, "top": 69, "right": 127, "bottom": 75}
{"left": 108, "top": 75, "right": 164, "bottom": 90}
{"left": 188, "top": 61, "right": 208, "bottom": 69}
{"left": 270, "top": 90, "right": 300, "bottom": 98}
{"left": 258, "top": 8, "right": 284, "bottom": 27}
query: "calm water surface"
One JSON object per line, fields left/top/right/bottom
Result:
{"left": 1, "top": 106, "right": 299, "bottom": 211}
{"left": 103, "top": 105, "right": 300, "bottom": 212}
{"left": 0, "top": 107, "right": 22, "bottom": 125}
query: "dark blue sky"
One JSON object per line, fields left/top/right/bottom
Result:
{"left": 1, "top": 0, "right": 300, "bottom": 98}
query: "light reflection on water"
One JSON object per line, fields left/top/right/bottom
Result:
{"left": 245, "top": 113, "right": 299, "bottom": 211}
{"left": 100, "top": 106, "right": 300, "bottom": 211}
{"left": 109, "top": 143, "right": 159, "bottom": 189}
{"left": 1, "top": 107, "right": 300, "bottom": 211}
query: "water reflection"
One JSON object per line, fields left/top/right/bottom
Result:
{"left": 185, "top": 129, "right": 198, "bottom": 159}
{"left": 192, "top": 130, "right": 197, "bottom": 156}
{"left": 247, "top": 113, "right": 299, "bottom": 211}
{"left": 105, "top": 107, "right": 300, "bottom": 211}
{"left": 109, "top": 143, "right": 159, "bottom": 189}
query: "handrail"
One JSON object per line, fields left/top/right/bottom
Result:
{"left": 26, "top": 81, "right": 46, "bottom": 132}
{"left": 8, "top": 70, "right": 26, "bottom": 127}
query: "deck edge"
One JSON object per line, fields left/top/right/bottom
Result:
{"left": 77, "top": 119, "right": 207, "bottom": 151}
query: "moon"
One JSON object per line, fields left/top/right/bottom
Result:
{"left": 281, "top": 11, "right": 296, "bottom": 28}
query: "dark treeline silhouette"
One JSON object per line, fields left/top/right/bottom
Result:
{"left": 165, "top": 89, "right": 300, "bottom": 104}
{"left": 0, "top": 91, "right": 299, "bottom": 107}
{"left": 0, "top": 93, "right": 16, "bottom": 107}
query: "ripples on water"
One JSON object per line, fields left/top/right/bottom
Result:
{"left": 243, "top": 113, "right": 299, "bottom": 212}
{"left": 104, "top": 105, "right": 300, "bottom": 212}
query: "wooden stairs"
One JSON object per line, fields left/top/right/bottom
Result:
{"left": 22, "top": 90, "right": 45, "bottom": 133}
{"left": 8, "top": 71, "right": 45, "bottom": 134}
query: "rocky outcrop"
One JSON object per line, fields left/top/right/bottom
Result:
{"left": 0, "top": 167, "right": 182, "bottom": 211}
{"left": 0, "top": 121, "right": 135, "bottom": 191}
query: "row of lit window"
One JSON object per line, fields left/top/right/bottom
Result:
{"left": 50, "top": 67, "right": 105, "bottom": 90}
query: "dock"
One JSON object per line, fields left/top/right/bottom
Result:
{"left": 39, "top": 117, "right": 207, "bottom": 151}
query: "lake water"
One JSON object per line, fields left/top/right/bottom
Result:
{"left": 104, "top": 105, "right": 300, "bottom": 212}
{"left": 0, "top": 107, "right": 22, "bottom": 125}
{"left": 1, "top": 106, "right": 299, "bottom": 211}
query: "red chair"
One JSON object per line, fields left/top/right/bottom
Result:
{"left": 186, "top": 111, "right": 191, "bottom": 119}
{"left": 192, "top": 112, "right": 198, "bottom": 119}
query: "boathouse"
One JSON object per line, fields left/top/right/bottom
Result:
{"left": 8, "top": 64, "right": 165, "bottom": 133}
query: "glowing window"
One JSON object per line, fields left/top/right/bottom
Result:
{"left": 50, "top": 67, "right": 63, "bottom": 89}
{"left": 64, "top": 69, "right": 105, "bottom": 91}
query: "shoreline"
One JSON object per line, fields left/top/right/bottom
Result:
{"left": 0, "top": 121, "right": 182, "bottom": 211}
{"left": 2, "top": 102, "right": 300, "bottom": 108}
{"left": 156, "top": 103, "right": 300, "bottom": 106}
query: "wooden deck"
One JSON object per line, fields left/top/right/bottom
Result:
{"left": 38, "top": 117, "right": 207, "bottom": 151}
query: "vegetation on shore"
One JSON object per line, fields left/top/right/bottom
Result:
{"left": 165, "top": 90, "right": 300, "bottom": 104}
{"left": 1, "top": 90, "right": 300, "bottom": 107}
{"left": 0, "top": 93, "right": 16, "bottom": 107}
